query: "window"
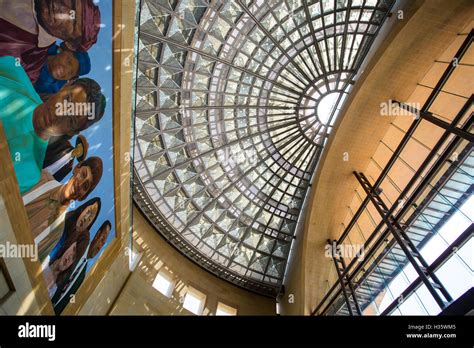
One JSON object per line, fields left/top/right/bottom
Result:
{"left": 152, "top": 269, "right": 175, "bottom": 298}
{"left": 216, "top": 302, "right": 237, "bottom": 316}
{"left": 183, "top": 287, "right": 206, "bottom": 315}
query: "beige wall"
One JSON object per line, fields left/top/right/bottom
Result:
{"left": 109, "top": 207, "right": 276, "bottom": 316}
{"left": 0, "top": 195, "right": 42, "bottom": 315}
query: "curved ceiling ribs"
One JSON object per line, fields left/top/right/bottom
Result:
{"left": 133, "top": 0, "right": 394, "bottom": 296}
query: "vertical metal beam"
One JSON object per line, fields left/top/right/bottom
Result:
{"left": 330, "top": 240, "right": 354, "bottom": 316}
{"left": 336, "top": 29, "right": 473, "bottom": 245}
{"left": 332, "top": 258, "right": 354, "bottom": 315}
{"left": 339, "top": 254, "right": 363, "bottom": 316}
{"left": 328, "top": 240, "right": 363, "bottom": 316}
{"left": 353, "top": 171, "right": 453, "bottom": 309}
{"left": 312, "top": 30, "right": 473, "bottom": 314}
{"left": 380, "top": 223, "right": 473, "bottom": 315}
{"left": 312, "top": 97, "right": 473, "bottom": 316}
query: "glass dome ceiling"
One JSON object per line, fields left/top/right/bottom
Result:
{"left": 133, "top": 0, "right": 394, "bottom": 296}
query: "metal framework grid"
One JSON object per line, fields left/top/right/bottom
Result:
{"left": 132, "top": 0, "right": 394, "bottom": 296}
{"left": 312, "top": 30, "right": 473, "bottom": 315}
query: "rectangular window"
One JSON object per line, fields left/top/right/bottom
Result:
{"left": 152, "top": 269, "right": 175, "bottom": 298}
{"left": 216, "top": 302, "right": 237, "bottom": 316}
{"left": 183, "top": 286, "right": 206, "bottom": 315}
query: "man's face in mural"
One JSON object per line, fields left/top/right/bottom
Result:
{"left": 33, "top": 84, "right": 89, "bottom": 140}
{"left": 37, "top": 0, "right": 83, "bottom": 48}
{"left": 87, "top": 224, "right": 111, "bottom": 259}
{"left": 76, "top": 202, "right": 99, "bottom": 232}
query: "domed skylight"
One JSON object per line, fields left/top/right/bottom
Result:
{"left": 133, "top": 0, "right": 394, "bottom": 296}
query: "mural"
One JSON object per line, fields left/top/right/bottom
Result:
{"left": 0, "top": 0, "right": 115, "bottom": 314}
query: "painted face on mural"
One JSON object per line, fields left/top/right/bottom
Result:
{"left": 48, "top": 50, "right": 80, "bottom": 80}
{"left": 87, "top": 223, "right": 111, "bottom": 259}
{"left": 33, "top": 84, "right": 89, "bottom": 139}
{"left": 63, "top": 165, "right": 93, "bottom": 201}
{"left": 75, "top": 201, "right": 99, "bottom": 232}
{"left": 58, "top": 241, "right": 77, "bottom": 271}
{"left": 37, "top": 0, "right": 84, "bottom": 45}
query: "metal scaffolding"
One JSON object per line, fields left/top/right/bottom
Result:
{"left": 312, "top": 29, "right": 473, "bottom": 316}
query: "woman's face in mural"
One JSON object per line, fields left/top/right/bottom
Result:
{"left": 76, "top": 202, "right": 99, "bottom": 232}
{"left": 63, "top": 165, "right": 93, "bottom": 201}
{"left": 33, "top": 84, "right": 89, "bottom": 139}
{"left": 59, "top": 241, "right": 77, "bottom": 271}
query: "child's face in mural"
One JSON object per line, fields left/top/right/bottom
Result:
{"left": 33, "top": 84, "right": 89, "bottom": 139}
{"left": 48, "top": 50, "right": 80, "bottom": 80}
{"left": 64, "top": 165, "right": 93, "bottom": 201}
{"left": 76, "top": 202, "right": 99, "bottom": 232}
{"left": 37, "top": 0, "right": 83, "bottom": 46}
{"left": 59, "top": 241, "right": 77, "bottom": 271}
{"left": 87, "top": 224, "right": 111, "bottom": 258}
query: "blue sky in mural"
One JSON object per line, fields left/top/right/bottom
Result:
{"left": 57, "top": 0, "right": 115, "bottom": 272}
